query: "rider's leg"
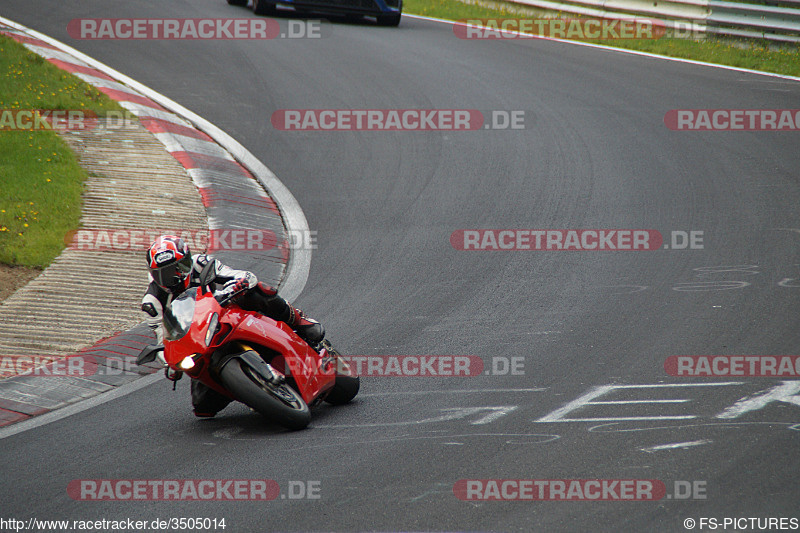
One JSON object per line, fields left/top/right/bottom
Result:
{"left": 191, "top": 379, "right": 232, "bottom": 418}
{"left": 237, "top": 283, "right": 325, "bottom": 344}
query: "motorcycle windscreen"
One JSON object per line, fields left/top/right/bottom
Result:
{"left": 163, "top": 289, "right": 197, "bottom": 341}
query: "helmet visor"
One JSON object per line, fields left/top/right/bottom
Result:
{"left": 152, "top": 257, "right": 192, "bottom": 289}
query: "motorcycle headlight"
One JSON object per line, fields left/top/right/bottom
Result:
{"left": 179, "top": 356, "right": 196, "bottom": 370}
{"left": 205, "top": 313, "right": 219, "bottom": 346}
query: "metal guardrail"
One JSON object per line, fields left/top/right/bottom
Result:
{"left": 707, "top": 0, "right": 800, "bottom": 41}
{"left": 511, "top": 0, "right": 800, "bottom": 42}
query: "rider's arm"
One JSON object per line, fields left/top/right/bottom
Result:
{"left": 195, "top": 254, "right": 258, "bottom": 290}
{"left": 141, "top": 279, "right": 167, "bottom": 344}
{"left": 194, "top": 255, "right": 313, "bottom": 334}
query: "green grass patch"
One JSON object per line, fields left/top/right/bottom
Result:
{"left": 404, "top": 0, "right": 800, "bottom": 77}
{"left": 0, "top": 34, "right": 122, "bottom": 267}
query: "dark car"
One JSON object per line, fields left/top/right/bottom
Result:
{"left": 228, "top": 0, "right": 401, "bottom": 26}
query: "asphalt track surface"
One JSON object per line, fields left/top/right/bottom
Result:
{"left": 2, "top": 1, "right": 800, "bottom": 531}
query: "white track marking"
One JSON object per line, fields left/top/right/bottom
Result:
{"left": 405, "top": 14, "right": 800, "bottom": 83}
{"left": 716, "top": 381, "right": 800, "bottom": 419}
{"left": 588, "top": 421, "right": 800, "bottom": 432}
{"left": 315, "top": 405, "right": 519, "bottom": 428}
{"left": 359, "top": 388, "right": 546, "bottom": 397}
{"left": 213, "top": 430, "right": 563, "bottom": 447}
{"left": 640, "top": 439, "right": 712, "bottom": 452}
{"left": 0, "top": 373, "right": 162, "bottom": 441}
{"left": 536, "top": 382, "right": 744, "bottom": 422}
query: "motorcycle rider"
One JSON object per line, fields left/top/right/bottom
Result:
{"left": 141, "top": 234, "right": 323, "bottom": 418}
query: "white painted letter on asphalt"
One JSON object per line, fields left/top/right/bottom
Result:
{"left": 716, "top": 381, "right": 800, "bottom": 419}
{"left": 536, "top": 383, "right": 743, "bottom": 423}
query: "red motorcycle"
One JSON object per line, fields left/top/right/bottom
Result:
{"left": 136, "top": 265, "right": 359, "bottom": 430}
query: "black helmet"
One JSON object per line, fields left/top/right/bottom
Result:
{"left": 146, "top": 235, "right": 193, "bottom": 291}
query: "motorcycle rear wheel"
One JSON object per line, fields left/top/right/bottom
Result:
{"left": 220, "top": 358, "right": 311, "bottom": 430}
{"left": 321, "top": 340, "right": 360, "bottom": 405}
{"left": 324, "top": 374, "right": 360, "bottom": 405}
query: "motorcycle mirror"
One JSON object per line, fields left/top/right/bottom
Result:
{"left": 136, "top": 344, "right": 164, "bottom": 366}
{"left": 198, "top": 258, "right": 217, "bottom": 294}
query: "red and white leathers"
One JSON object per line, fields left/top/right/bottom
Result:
{"left": 141, "top": 253, "right": 323, "bottom": 345}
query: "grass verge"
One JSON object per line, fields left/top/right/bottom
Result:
{"left": 0, "top": 33, "right": 122, "bottom": 267}
{"left": 403, "top": 0, "right": 800, "bottom": 78}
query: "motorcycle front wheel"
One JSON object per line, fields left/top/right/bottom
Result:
{"left": 220, "top": 358, "right": 311, "bottom": 430}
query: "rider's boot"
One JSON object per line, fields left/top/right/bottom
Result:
{"left": 191, "top": 379, "right": 232, "bottom": 418}
{"left": 290, "top": 306, "right": 325, "bottom": 346}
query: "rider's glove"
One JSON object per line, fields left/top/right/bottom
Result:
{"left": 223, "top": 277, "right": 250, "bottom": 295}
